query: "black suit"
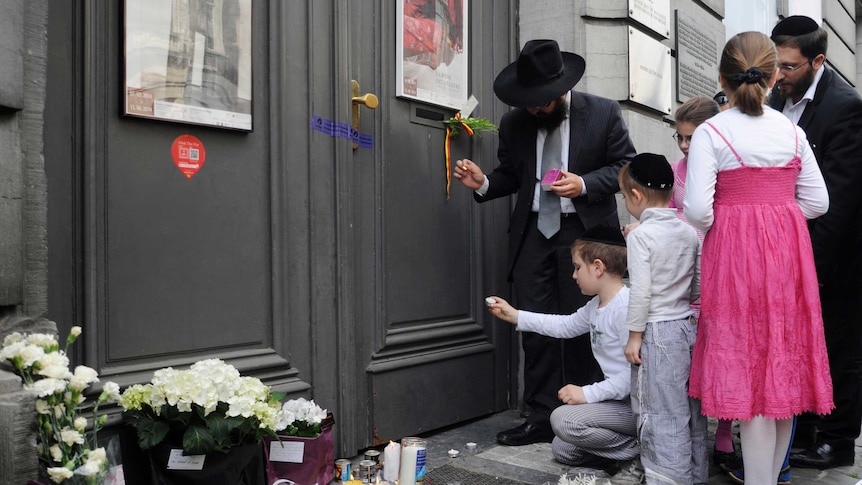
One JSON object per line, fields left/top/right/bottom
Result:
{"left": 477, "top": 91, "right": 636, "bottom": 431}
{"left": 769, "top": 67, "right": 862, "bottom": 451}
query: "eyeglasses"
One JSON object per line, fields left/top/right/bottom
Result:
{"left": 672, "top": 132, "right": 693, "bottom": 144}
{"left": 779, "top": 60, "right": 811, "bottom": 72}
{"left": 713, "top": 94, "right": 728, "bottom": 106}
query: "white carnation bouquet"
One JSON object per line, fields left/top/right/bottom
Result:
{"left": 0, "top": 327, "right": 120, "bottom": 484}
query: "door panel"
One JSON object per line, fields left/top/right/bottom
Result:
{"left": 341, "top": 0, "right": 517, "bottom": 448}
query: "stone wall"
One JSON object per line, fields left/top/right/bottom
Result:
{"left": 0, "top": 0, "right": 49, "bottom": 480}
{"left": 518, "top": 0, "right": 726, "bottom": 226}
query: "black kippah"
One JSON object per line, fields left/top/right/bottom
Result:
{"left": 629, "top": 153, "right": 673, "bottom": 191}
{"left": 772, "top": 15, "right": 819, "bottom": 37}
{"left": 579, "top": 225, "right": 626, "bottom": 247}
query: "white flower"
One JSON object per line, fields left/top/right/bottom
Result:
{"left": 36, "top": 352, "right": 72, "bottom": 380}
{"left": 35, "top": 399, "right": 51, "bottom": 414}
{"left": 102, "top": 381, "right": 121, "bottom": 402}
{"left": 49, "top": 444, "right": 63, "bottom": 462}
{"left": 0, "top": 341, "right": 46, "bottom": 369}
{"left": 69, "top": 365, "right": 99, "bottom": 391}
{"left": 47, "top": 467, "right": 74, "bottom": 482}
{"left": 74, "top": 417, "right": 88, "bottom": 432}
{"left": 26, "top": 378, "right": 68, "bottom": 397}
{"left": 87, "top": 447, "right": 107, "bottom": 465}
{"left": 74, "top": 460, "right": 102, "bottom": 477}
{"left": 70, "top": 326, "right": 82, "bottom": 337}
{"left": 54, "top": 403, "right": 67, "bottom": 419}
{"left": 60, "top": 428, "right": 85, "bottom": 446}
{"left": 2, "top": 332, "right": 24, "bottom": 347}
{"left": 26, "top": 333, "right": 59, "bottom": 348}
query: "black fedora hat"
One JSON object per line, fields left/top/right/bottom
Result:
{"left": 493, "top": 39, "right": 586, "bottom": 108}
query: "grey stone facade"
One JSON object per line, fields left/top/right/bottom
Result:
{"left": 0, "top": 0, "right": 49, "bottom": 483}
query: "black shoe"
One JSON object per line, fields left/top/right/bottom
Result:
{"left": 575, "top": 453, "right": 619, "bottom": 474}
{"left": 789, "top": 442, "right": 854, "bottom": 469}
{"left": 496, "top": 422, "right": 554, "bottom": 446}
{"left": 713, "top": 448, "right": 742, "bottom": 472}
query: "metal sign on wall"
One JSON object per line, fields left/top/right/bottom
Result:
{"left": 628, "top": 0, "right": 671, "bottom": 37}
{"left": 675, "top": 11, "right": 720, "bottom": 102}
{"left": 628, "top": 28, "right": 672, "bottom": 114}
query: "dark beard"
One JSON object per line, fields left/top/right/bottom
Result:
{"left": 786, "top": 67, "right": 816, "bottom": 101}
{"left": 531, "top": 98, "right": 569, "bottom": 131}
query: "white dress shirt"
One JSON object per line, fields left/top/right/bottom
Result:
{"left": 517, "top": 286, "right": 631, "bottom": 403}
{"left": 626, "top": 208, "right": 700, "bottom": 332}
{"left": 477, "top": 92, "right": 586, "bottom": 211}
{"left": 781, "top": 65, "right": 825, "bottom": 125}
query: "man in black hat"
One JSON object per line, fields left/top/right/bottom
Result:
{"left": 769, "top": 16, "right": 862, "bottom": 469}
{"left": 453, "top": 39, "right": 636, "bottom": 446}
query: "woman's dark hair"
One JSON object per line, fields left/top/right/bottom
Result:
{"left": 719, "top": 32, "right": 777, "bottom": 116}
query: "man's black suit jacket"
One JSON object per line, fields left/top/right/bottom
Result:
{"left": 476, "top": 91, "right": 636, "bottom": 281}
{"left": 768, "top": 68, "right": 862, "bottom": 282}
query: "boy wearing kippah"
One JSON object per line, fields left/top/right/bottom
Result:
{"left": 487, "top": 226, "right": 642, "bottom": 483}
{"left": 619, "top": 153, "right": 707, "bottom": 484}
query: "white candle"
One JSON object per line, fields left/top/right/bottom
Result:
{"left": 398, "top": 438, "right": 426, "bottom": 485}
{"left": 399, "top": 445, "right": 420, "bottom": 485}
{"left": 383, "top": 441, "right": 400, "bottom": 482}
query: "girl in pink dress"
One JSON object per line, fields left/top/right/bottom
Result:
{"left": 684, "top": 32, "right": 833, "bottom": 485}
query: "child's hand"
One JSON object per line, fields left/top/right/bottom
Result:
{"left": 486, "top": 296, "right": 518, "bottom": 325}
{"left": 622, "top": 222, "right": 640, "bottom": 237}
{"left": 558, "top": 384, "right": 586, "bottom": 405}
{"left": 625, "top": 332, "right": 643, "bottom": 365}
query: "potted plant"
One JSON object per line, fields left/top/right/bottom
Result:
{"left": 265, "top": 398, "right": 334, "bottom": 485}
{"left": 0, "top": 327, "right": 120, "bottom": 484}
{"left": 118, "top": 358, "right": 284, "bottom": 484}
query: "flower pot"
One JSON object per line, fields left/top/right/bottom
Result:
{"left": 263, "top": 422, "right": 334, "bottom": 485}
{"left": 147, "top": 441, "right": 265, "bottom": 485}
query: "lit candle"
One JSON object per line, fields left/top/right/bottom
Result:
{"left": 398, "top": 438, "right": 426, "bottom": 485}
{"left": 383, "top": 441, "right": 400, "bottom": 482}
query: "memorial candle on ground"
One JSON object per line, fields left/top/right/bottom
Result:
{"left": 383, "top": 441, "right": 400, "bottom": 482}
{"left": 398, "top": 437, "right": 427, "bottom": 485}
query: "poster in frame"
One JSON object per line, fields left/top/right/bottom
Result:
{"left": 123, "top": 0, "right": 253, "bottom": 131}
{"left": 396, "top": 0, "right": 469, "bottom": 111}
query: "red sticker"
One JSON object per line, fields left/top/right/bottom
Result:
{"left": 171, "top": 134, "right": 206, "bottom": 179}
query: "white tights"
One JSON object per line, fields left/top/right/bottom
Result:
{"left": 739, "top": 416, "right": 793, "bottom": 485}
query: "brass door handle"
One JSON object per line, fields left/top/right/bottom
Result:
{"left": 351, "top": 80, "right": 378, "bottom": 149}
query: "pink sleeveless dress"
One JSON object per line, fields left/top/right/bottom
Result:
{"left": 688, "top": 122, "right": 834, "bottom": 420}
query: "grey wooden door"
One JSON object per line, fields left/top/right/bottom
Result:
{"left": 332, "top": 1, "right": 517, "bottom": 452}
{"left": 45, "top": 0, "right": 517, "bottom": 458}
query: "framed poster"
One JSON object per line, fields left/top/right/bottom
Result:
{"left": 123, "top": 0, "right": 253, "bottom": 131}
{"left": 396, "top": 0, "right": 469, "bottom": 111}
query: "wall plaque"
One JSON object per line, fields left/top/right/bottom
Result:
{"left": 629, "top": 0, "right": 671, "bottom": 37}
{"left": 628, "top": 28, "right": 672, "bottom": 114}
{"left": 675, "top": 10, "right": 720, "bottom": 102}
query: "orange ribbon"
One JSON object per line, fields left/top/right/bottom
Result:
{"left": 445, "top": 113, "right": 475, "bottom": 199}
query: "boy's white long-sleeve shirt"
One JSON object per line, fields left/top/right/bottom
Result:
{"left": 626, "top": 208, "right": 700, "bottom": 332}
{"left": 517, "top": 286, "right": 631, "bottom": 403}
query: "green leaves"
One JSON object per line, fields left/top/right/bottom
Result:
{"left": 182, "top": 425, "right": 217, "bottom": 455}
{"left": 136, "top": 418, "right": 170, "bottom": 450}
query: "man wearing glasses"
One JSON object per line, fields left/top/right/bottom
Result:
{"left": 769, "top": 15, "right": 862, "bottom": 470}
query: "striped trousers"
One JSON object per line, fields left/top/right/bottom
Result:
{"left": 549, "top": 399, "right": 639, "bottom": 465}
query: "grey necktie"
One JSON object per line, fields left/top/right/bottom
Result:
{"left": 537, "top": 127, "right": 562, "bottom": 238}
